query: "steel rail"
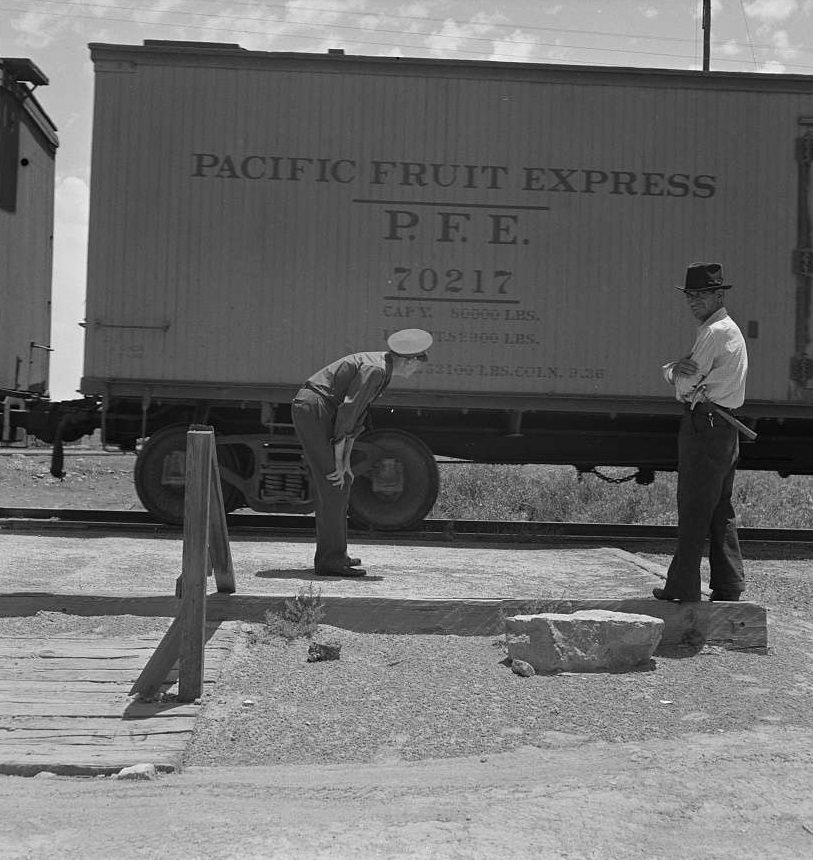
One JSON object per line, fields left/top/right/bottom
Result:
{"left": 0, "top": 507, "right": 811, "bottom": 544}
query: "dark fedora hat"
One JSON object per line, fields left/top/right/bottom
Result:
{"left": 675, "top": 262, "right": 732, "bottom": 292}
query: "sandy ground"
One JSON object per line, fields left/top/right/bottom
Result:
{"left": 3, "top": 726, "right": 813, "bottom": 860}
{"left": 1, "top": 537, "right": 812, "bottom": 858}
{"left": 2, "top": 456, "right": 813, "bottom": 858}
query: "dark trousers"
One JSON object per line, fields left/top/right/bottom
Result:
{"left": 664, "top": 407, "right": 745, "bottom": 601}
{"left": 291, "top": 388, "right": 352, "bottom": 573}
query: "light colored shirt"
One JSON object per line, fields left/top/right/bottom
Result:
{"left": 662, "top": 307, "right": 748, "bottom": 409}
{"left": 305, "top": 351, "right": 392, "bottom": 442}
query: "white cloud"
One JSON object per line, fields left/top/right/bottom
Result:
{"left": 424, "top": 12, "right": 506, "bottom": 58}
{"left": 771, "top": 28, "right": 799, "bottom": 58}
{"left": 757, "top": 59, "right": 788, "bottom": 71}
{"left": 639, "top": 5, "right": 659, "bottom": 18}
{"left": 51, "top": 175, "right": 90, "bottom": 399}
{"left": 139, "top": 0, "right": 187, "bottom": 25}
{"left": 720, "top": 39, "right": 743, "bottom": 56}
{"left": 398, "top": 2, "right": 431, "bottom": 15}
{"left": 743, "top": 0, "right": 799, "bottom": 23}
{"left": 9, "top": 10, "right": 65, "bottom": 48}
{"left": 489, "top": 29, "right": 539, "bottom": 63}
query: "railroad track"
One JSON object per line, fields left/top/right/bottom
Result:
{"left": 1, "top": 507, "right": 811, "bottom": 544}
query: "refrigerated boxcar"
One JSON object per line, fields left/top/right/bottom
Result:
{"left": 0, "top": 57, "right": 57, "bottom": 440}
{"left": 19, "top": 40, "right": 813, "bottom": 526}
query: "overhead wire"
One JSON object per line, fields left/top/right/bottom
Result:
{"left": 4, "top": 0, "right": 813, "bottom": 70}
{"left": 16, "top": 0, "right": 813, "bottom": 54}
{"left": 738, "top": 0, "right": 760, "bottom": 69}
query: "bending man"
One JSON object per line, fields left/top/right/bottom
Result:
{"left": 292, "top": 328, "right": 433, "bottom": 578}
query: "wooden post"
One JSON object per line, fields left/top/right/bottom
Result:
{"left": 178, "top": 427, "right": 212, "bottom": 702}
{"left": 130, "top": 425, "right": 236, "bottom": 701}
{"left": 702, "top": 0, "right": 711, "bottom": 72}
{"left": 208, "top": 441, "right": 235, "bottom": 594}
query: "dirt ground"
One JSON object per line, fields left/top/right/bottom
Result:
{"left": 2, "top": 726, "right": 813, "bottom": 860}
{"left": 2, "top": 451, "right": 813, "bottom": 858}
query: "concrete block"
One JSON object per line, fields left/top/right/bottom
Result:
{"left": 505, "top": 609, "right": 665, "bottom": 674}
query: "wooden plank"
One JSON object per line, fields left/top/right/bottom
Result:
{"left": 0, "top": 729, "right": 192, "bottom": 744}
{"left": 0, "top": 661, "right": 167, "bottom": 674}
{"left": 199, "top": 594, "right": 768, "bottom": 651}
{"left": 0, "top": 747, "right": 183, "bottom": 776}
{"left": 209, "top": 444, "right": 235, "bottom": 594}
{"left": 0, "top": 747, "right": 184, "bottom": 761}
{"left": 0, "top": 644, "right": 165, "bottom": 658}
{"left": 0, "top": 716, "right": 197, "bottom": 730}
{"left": 0, "top": 673, "right": 164, "bottom": 684}
{"left": 178, "top": 429, "right": 212, "bottom": 702}
{"left": 0, "top": 682, "right": 154, "bottom": 694}
{"left": 0, "top": 702, "right": 199, "bottom": 717}
{"left": 0, "top": 594, "right": 180, "bottom": 618}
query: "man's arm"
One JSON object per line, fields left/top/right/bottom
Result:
{"left": 333, "top": 365, "right": 386, "bottom": 442}
{"left": 663, "top": 354, "right": 698, "bottom": 384}
{"left": 326, "top": 365, "right": 385, "bottom": 488}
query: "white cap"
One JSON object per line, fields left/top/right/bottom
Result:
{"left": 386, "top": 329, "right": 433, "bottom": 359}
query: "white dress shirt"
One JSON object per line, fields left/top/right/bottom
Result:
{"left": 662, "top": 307, "right": 748, "bottom": 409}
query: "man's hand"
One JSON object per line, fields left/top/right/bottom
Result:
{"left": 326, "top": 467, "right": 347, "bottom": 488}
{"left": 326, "top": 437, "right": 354, "bottom": 488}
{"left": 671, "top": 354, "right": 699, "bottom": 377}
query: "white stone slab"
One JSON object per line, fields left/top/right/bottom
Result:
{"left": 505, "top": 609, "right": 665, "bottom": 674}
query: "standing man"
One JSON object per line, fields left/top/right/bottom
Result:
{"left": 292, "top": 329, "right": 433, "bottom": 578}
{"left": 654, "top": 262, "right": 748, "bottom": 603}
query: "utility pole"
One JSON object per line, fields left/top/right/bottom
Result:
{"left": 702, "top": 0, "right": 711, "bottom": 71}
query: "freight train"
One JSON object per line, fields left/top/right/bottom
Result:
{"left": 4, "top": 41, "right": 813, "bottom": 528}
{"left": 0, "top": 57, "right": 56, "bottom": 424}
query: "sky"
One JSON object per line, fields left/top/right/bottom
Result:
{"left": 3, "top": 0, "right": 813, "bottom": 399}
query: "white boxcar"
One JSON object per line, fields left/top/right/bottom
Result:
{"left": 0, "top": 58, "right": 57, "bottom": 405}
{"left": 74, "top": 41, "right": 813, "bottom": 525}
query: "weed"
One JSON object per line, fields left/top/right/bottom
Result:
{"left": 431, "top": 463, "right": 813, "bottom": 529}
{"left": 263, "top": 583, "right": 325, "bottom": 641}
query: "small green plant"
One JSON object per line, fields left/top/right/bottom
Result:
{"left": 263, "top": 583, "right": 325, "bottom": 641}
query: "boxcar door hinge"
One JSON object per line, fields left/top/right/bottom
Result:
{"left": 797, "top": 131, "right": 813, "bottom": 165}
{"left": 792, "top": 248, "right": 813, "bottom": 277}
{"left": 790, "top": 354, "right": 813, "bottom": 383}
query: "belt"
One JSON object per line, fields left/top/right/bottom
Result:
{"left": 684, "top": 402, "right": 757, "bottom": 440}
{"left": 303, "top": 383, "right": 340, "bottom": 408}
{"left": 684, "top": 402, "right": 731, "bottom": 414}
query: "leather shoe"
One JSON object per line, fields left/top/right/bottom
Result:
{"left": 316, "top": 565, "right": 367, "bottom": 578}
{"left": 709, "top": 591, "right": 740, "bottom": 601}
{"left": 652, "top": 587, "right": 700, "bottom": 603}
{"left": 346, "top": 557, "right": 362, "bottom": 567}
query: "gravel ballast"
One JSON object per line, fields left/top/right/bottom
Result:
{"left": 181, "top": 549, "right": 813, "bottom": 768}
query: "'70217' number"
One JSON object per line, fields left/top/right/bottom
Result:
{"left": 392, "top": 267, "right": 513, "bottom": 295}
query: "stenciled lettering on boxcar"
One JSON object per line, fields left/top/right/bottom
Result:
{"left": 189, "top": 151, "right": 718, "bottom": 388}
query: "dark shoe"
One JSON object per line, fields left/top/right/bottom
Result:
{"left": 709, "top": 591, "right": 741, "bottom": 602}
{"left": 346, "top": 557, "right": 362, "bottom": 567}
{"left": 652, "top": 587, "right": 700, "bottom": 603}
{"left": 316, "top": 565, "right": 367, "bottom": 578}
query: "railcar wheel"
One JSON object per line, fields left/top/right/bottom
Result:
{"left": 134, "top": 425, "right": 244, "bottom": 525}
{"left": 349, "top": 429, "right": 439, "bottom": 530}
